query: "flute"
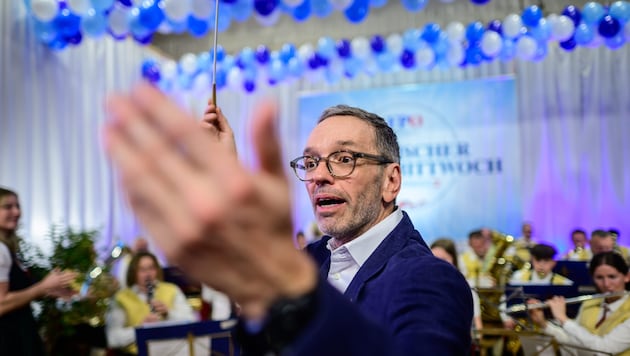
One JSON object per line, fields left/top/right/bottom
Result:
{"left": 503, "top": 290, "right": 628, "bottom": 314}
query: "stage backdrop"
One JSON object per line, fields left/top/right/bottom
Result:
{"left": 295, "top": 78, "right": 521, "bottom": 241}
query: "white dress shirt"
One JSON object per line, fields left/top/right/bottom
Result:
{"left": 326, "top": 209, "right": 403, "bottom": 293}
{"left": 543, "top": 295, "right": 630, "bottom": 355}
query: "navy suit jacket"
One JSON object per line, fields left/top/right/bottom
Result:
{"left": 288, "top": 211, "right": 473, "bottom": 355}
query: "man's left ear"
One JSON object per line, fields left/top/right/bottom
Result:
{"left": 382, "top": 164, "right": 401, "bottom": 204}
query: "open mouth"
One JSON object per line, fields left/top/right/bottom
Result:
{"left": 317, "top": 198, "right": 345, "bottom": 207}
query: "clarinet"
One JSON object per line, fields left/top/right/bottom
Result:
{"left": 146, "top": 279, "right": 156, "bottom": 313}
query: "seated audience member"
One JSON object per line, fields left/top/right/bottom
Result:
{"left": 563, "top": 229, "right": 592, "bottom": 261}
{"left": 459, "top": 229, "right": 496, "bottom": 287}
{"left": 431, "top": 238, "right": 483, "bottom": 332}
{"left": 510, "top": 243, "right": 573, "bottom": 285}
{"left": 528, "top": 252, "right": 630, "bottom": 355}
{"left": 105, "top": 252, "right": 196, "bottom": 355}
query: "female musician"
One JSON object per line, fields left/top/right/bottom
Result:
{"left": 105, "top": 251, "right": 195, "bottom": 355}
{"left": 529, "top": 251, "right": 630, "bottom": 355}
{"left": 0, "top": 187, "right": 77, "bottom": 355}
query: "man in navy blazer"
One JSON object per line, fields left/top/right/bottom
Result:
{"left": 105, "top": 87, "right": 473, "bottom": 356}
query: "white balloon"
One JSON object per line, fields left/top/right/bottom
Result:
{"left": 502, "top": 14, "right": 523, "bottom": 39}
{"left": 227, "top": 67, "right": 243, "bottom": 90}
{"left": 445, "top": 22, "right": 465, "bottom": 42}
{"left": 180, "top": 53, "right": 199, "bottom": 75}
{"left": 516, "top": 36, "right": 537, "bottom": 61}
{"left": 107, "top": 4, "right": 130, "bottom": 37}
{"left": 386, "top": 33, "right": 404, "bottom": 56}
{"left": 551, "top": 15, "right": 575, "bottom": 42}
{"left": 161, "top": 60, "right": 178, "bottom": 79}
{"left": 415, "top": 47, "right": 435, "bottom": 68}
{"left": 67, "top": 0, "right": 91, "bottom": 15}
{"left": 193, "top": 72, "right": 211, "bottom": 93}
{"left": 31, "top": 0, "right": 58, "bottom": 22}
{"left": 351, "top": 37, "right": 371, "bottom": 60}
{"left": 163, "top": 0, "right": 191, "bottom": 22}
{"left": 297, "top": 43, "right": 315, "bottom": 63}
{"left": 329, "top": 0, "right": 353, "bottom": 10}
{"left": 191, "top": 0, "right": 213, "bottom": 18}
{"left": 480, "top": 31, "right": 503, "bottom": 57}
{"left": 446, "top": 42, "right": 464, "bottom": 66}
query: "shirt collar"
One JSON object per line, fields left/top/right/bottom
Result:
{"left": 326, "top": 208, "right": 403, "bottom": 267}
{"left": 605, "top": 294, "right": 629, "bottom": 312}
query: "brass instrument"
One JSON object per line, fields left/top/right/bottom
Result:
{"left": 479, "top": 231, "right": 515, "bottom": 322}
{"left": 502, "top": 291, "right": 629, "bottom": 314}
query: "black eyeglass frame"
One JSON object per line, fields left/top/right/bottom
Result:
{"left": 289, "top": 150, "right": 394, "bottom": 181}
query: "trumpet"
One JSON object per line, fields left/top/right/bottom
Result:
{"left": 503, "top": 290, "right": 629, "bottom": 314}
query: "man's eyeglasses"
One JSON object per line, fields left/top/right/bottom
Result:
{"left": 289, "top": 150, "right": 394, "bottom": 181}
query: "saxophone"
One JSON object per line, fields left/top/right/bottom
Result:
{"left": 478, "top": 231, "right": 515, "bottom": 324}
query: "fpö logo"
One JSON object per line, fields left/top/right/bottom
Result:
{"left": 382, "top": 108, "right": 503, "bottom": 210}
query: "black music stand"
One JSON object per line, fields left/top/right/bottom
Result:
{"left": 554, "top": 260, "right": 592, "bottom": 288}
{"left": 135, "top": 319, "right": 240, "bottom": 356}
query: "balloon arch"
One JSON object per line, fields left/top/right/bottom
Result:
{"left": 24, "top": 1, "right": 630, "bottom": 93}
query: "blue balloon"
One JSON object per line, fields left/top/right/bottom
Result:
{"left": 400, "top": 49, "right": 415, "bottom": 69}
{"left": 311, "top": 0, "right": 332, "bottom": 17}
{"left": 432, "top": 32, "right": 449, "bottom": 57}
{"left": 92, "top": 0, "right": 115, "bottom": 12}
{"left": 54, "top": 8, "right": 81, "bottom": 37}
{"left": 400, "top": 0, "right": 427, "bottom": 12}
{"left": 223, "top": 0, "right": 238, "bottom": 4}
{"left": 213, "top": 45, "right": 226, "bottom": 62}
{"left": 598, "top": 15, "right": 621, "bottom": 38}
{"left": 421, "top": 23, "right": 441, "bottom": 43}
{"left": 530, "top": 18, "right": 551, "bottom": 41}
{"left": 214, "top": 4, "right": 233, "bottom": 32}
{"left": 559, "top": 37, "right": 577, "bottom": 51}
{"left": 370, "top": 35, "right": 385, "bottom": 53}
{"left": 141, "top": 59, "right": 161, "bottom": 83}
{"left": 215, "top": 68, "right": 228, "bottom": 88}
{"left": 133, "top": 32, "right": 153, "bottom": 45}
{"left": 344, "top": 0, "right": 369, "bottom": 24}
{"left": 232, "top": 0, "right": 254, "bottom": 22}
{"left": 187, "top": 16, "right": 209, "bottom": 37}
{"left": 470, "top": 0, "right": 490, "bottom": 4}
{"left": 243, "top": 80, "right": 256, "bottom": 93}
{"left": 582, "top": 2, "right": 605, "bottom": 25}
{"left": 369, "top": 0, "right": 387, "bottom": 8}
{"left": 610, "top": 1, "right": 630, "bottom": 23}
{"left": 268, "top": 59, "right": 286, "bottom": 81}
{"left": 287, "top": 57, "right": 304, "bottom": 77}
{"left": 375, "top": 52, "right": 395, "bottom": 71}
{"left": 466, "top": 21, "right": 485, "bottom": 44}
{"left": 167, "top": 19, "right": 188, "bottom": 34}
{"left": 117, "top": 0, "right": 132, "bottom": 6}
{"left": 336, "top": 39, "right": 351, "bottom": 58}
{"left": 562, "top": 5, "right": 582, "bottom": 26}
{"left": 139, "top": 0, "right": 165, "bottom": 31}
{"left": 33, "top": 18, "right": 58, "bottom": 43}
{"left": 242, "top": 65, "right": 257, "bottom": 81}
{"left": 574, "top": 23, "right": 595, "bottom": 45}
{"left": 279, "top": 43, "right": 295, "bottom": 63}
{"left": 533, "top": 41, "right": 548, "bottom": 61}
{"left": 256, "top": 45, "right": 270, "bottom": 64}
{"left": 605, "top": 33, "right": 626, "bottom": 49}
{"left": 317, "top": 37, "right": 336, "bottom": 59}
{"left": 500, "top": 39, "right": 516, "bottom": 61}
{"left": 240, "top": 47, "right": 256, "bottom": 66}
{"left": 64, "top": 30, "right": 83, "bottom": 45}
{"left": 47, "top": 35, "right": 69, "bottom": 51}
{"left": 254, "top": 0, "right": 279, "bottom": 16}
{"left": 292, "top": 0, "right": 311, "bottom": 21}
{"left": 128, "top": 7, "right": 152, "bottom": 38}
{"left": 402, "top": 28, "right": 421, "bottom": 51}
{"left": 81, "top": 10, "right": 108, "bottom": 37}
{"left": 521, "top": 5, "right": 542, "bottom": 27}
{"left": 465, "top": 45, "right": 483, "bottom": 66}
{"left": 343, "top": 56, "right": 362, "bottom": 77}
{"left": 487, "top": 19, "right": 502, "bottom": 34}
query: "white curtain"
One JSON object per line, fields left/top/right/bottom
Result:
{"left": 2, "top": 1, "right": 629, "bottom": 257}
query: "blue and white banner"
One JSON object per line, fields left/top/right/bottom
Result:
{"left": 296, "top": 77, "right": 521, "bottom": 243}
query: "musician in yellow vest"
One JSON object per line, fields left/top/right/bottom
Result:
{"left": 458, "top": 229, "right": 497, "bottom": 287}
{"left": 529, "top": 252, "right": 630, "bottom": 355}
{"left": 563, "top": 229, "right": 592, "bottom": 261}
{"left": 510, "top": 243, "right": 573, "bottom": 285}
{"left": 105, "top": 251, "right": 196, "bottom": 355}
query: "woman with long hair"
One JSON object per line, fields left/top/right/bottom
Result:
{"left": 529, "top": 251, "right": 630, "bottom": 355}
{"left": 0, "top": 187, "right": 77, "bottom": 355}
